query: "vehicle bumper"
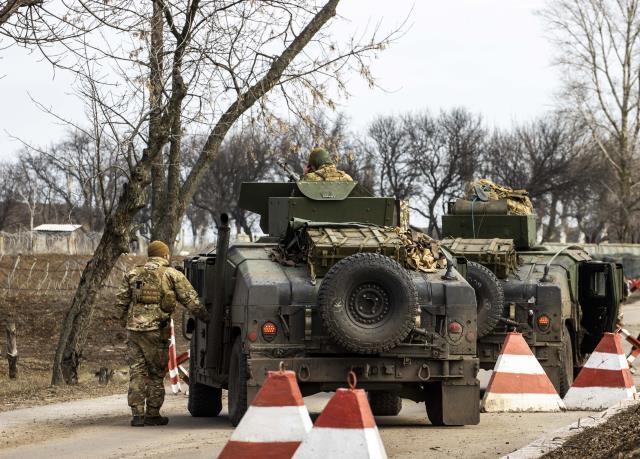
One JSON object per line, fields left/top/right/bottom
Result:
{"left": 246, "top": 355, "right": 479, "bottom": 398}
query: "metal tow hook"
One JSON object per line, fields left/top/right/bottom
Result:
{"left": 298, "top": 364, "right": 311, "bottom": 382}
{"left": 418, "top": 364, "right": 430, "bottom": 381}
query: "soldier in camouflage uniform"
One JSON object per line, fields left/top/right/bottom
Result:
{"left": 302, "top": 147, "right": 353, "bottom": 182}
{"left": 116, "top": 240, "right": 209, "bottom": 427}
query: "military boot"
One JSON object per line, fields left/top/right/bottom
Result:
{"left": 130, "top": 416, "right": 145, "bottom": 427}
{"left": 144, "top": 415, "right": 169, "bottom": 426}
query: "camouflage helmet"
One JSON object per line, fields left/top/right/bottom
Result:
{"left": 308, "top": 147, "right": 333, "bottom": 169}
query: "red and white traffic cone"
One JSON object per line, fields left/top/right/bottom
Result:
{"left": 482, "top": 332, "right": 565, "bottom": 412}
{"left": 618, "top": 326, "right": 640, "bottom": 373}
{"left": 293, "top": 372, "right": 387, "bottom": 459}
{"left": 218, "top": 367, "right": 312, "bottom": 459}
{"left": 563, "top": 332, "right": 638, "bottom": 410}
{"left": 167, "top": 319, "right": 181, "bottom": 394}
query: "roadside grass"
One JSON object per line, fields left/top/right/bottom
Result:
{"left": 0, "top": 357, "right": 128, "bottom": 412}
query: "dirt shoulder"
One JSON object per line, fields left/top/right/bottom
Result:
{"left": 542, "top": 403, "right": 640, "bottom": 458}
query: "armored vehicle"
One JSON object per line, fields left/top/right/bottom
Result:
{"left": 184, "top": 181, "right": 480, "bottom": 426}
{"left": 441, "top": 197, "right": 626, "bottom": 396}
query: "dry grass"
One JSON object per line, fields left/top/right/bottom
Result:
{"left": 0, "top": 360, "right": 128, "bottom": 412}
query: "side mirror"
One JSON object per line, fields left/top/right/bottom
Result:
{"left": 182, "top": 309, "right": 195, "bottom": 340}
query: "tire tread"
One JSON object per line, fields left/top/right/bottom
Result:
{"left": 318, "top": 252, "right": 419, "bottom": 354}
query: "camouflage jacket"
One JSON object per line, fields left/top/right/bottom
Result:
{"left": 302, "top": 164, "right": 353, "bottom": 182}
{"left": 115, "top": 257, "right": 208, "bottom": 331}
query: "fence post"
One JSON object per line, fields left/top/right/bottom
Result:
{"left": 6, "top": 321, "right": 17, "bottom": 379}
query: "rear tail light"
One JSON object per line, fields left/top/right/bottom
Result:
{"left": 261, "top": 321, "right": 278, "bottom": 341}
{"left": 537, "top": 315, "right": 551, "bottom": 331}
{"left": 448, "top": 321, "right": 463, "bottom": 342}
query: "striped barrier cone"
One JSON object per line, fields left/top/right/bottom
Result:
{"left": 482, "top": 332, "right": 565, "bottom": 412}
{"left": 293, "top": 372, "right": 387, "bottom": 459}
{"left": 218, "top": 367, "right": 312, "bottom": 459}
{"left": 167, "top": 319, "right": 181, "bottom": 394}
{"left": 563, "top": 332, "right": 637, "bottom": 410}
{"left": 618, "top": 326, "right": 640, "bottom": 372}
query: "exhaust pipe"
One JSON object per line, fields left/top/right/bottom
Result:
{"left": 206, "top": 213, "right": 230, "bottom": 368}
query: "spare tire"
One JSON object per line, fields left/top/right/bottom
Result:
{"left": 318, "top": 252, "right": 418, "bottom": 354}
{"left": 466, "top": 261, "right": 505, "bottom": 337}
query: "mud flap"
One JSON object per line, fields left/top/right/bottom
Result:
{"left": 425, "top": 382, "right": 480, "bottom": 426}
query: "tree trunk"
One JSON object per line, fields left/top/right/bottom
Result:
{"left": 543, "top": 195, "right": 558, "bottom": 242}
{"left": 51, "top": 0, "right": 167, "bottom": 385}
{"left": 52, "top": 175, "right": 149, "bottom": 384}
{"left": 5, "top": 320, "right": 17, "bottom": 379}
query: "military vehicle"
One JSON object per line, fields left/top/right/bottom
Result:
{"left": 183, "top": 181, "right": 480, "bottom": 426}
{"left": 441, "top": 194, "right": 626, "bottom": 396}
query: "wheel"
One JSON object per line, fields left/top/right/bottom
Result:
{"left": 424, "top": 382, "right": 446, "bottom": 426}
{"left": 228, "top": 336, "right": 248, "bottom": 426}
{"left": 368, "top": 391, "right": 402, "bottom": 416}
{"left": 188, "top": 383, "right": 223, "bottom": 417}
{"left": 424, "top": 382, "right": 480, "bottom": 426}
{"left": 466, "top": 262, "right": 505, "bottom": 338}
{"left": 558, "top": 325, "right": 574, "bottom": 397}
{"left": 318, "top": 252, "right": 419, "bottom": 354}
{"left": 187, "top": 337, "right": 223, "bottom": 417}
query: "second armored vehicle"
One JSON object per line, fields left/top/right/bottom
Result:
{"left": 184, "top": 181, "right": 481, "bottom": 426}
{"left": 441, "top": 186, "right": 626, "bottom": 395}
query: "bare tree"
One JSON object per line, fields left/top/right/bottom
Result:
{"left": 409, "top": 108, "right": 485, "bottom": 237}
{"left": 189, "top": 130, "right": 274, "bottom": 239}
{"left": 14, "top": 0, "right": 396, "bottom": 384}
{"left": 368, "top": 115, "right": 420, "bottom": 200}
{"left": 0, "top": 0, "right": 41, "bottom": 27}
{"left": 269, "top": 110, "right": 377, "bottom": 191}
{"left": 0, "top": 163, "right": 19, "bottom": 231}
{"left": 483, "top": 116, "right": 588, "bottom": 241}
{"left": 148, "top": 12, "right": 394, "bottom": 245}
{"left": 542, "top": 0, "right": 640, "bottom": 241}
{"left": 13, "top": 155, "right": 50, "bottom": 250}
{"left": 25, "top": 129, "right": 123, "bottom": 232}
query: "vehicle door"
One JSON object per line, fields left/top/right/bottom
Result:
{"left": 578, "top": 262, "right": 619, "bottom": 353}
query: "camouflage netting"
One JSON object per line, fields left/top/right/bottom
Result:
{"left": 395, "top": 228, "right": 448, "bottom": 273}
{"left": 465, "top": 179, "right": 534, "bottom": 216}
{"left": 270, "top": 224, "right": 447, "bottom": 275}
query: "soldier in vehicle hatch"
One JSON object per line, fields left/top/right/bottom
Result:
{"left": 302, "top": 147, "right": 353, "bottom": 182}
{"left": 115, "top": 240, "right": 209, "bottom": 427}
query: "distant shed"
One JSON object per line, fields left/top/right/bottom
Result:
{"left": 33, "top": 224, "right": 85, "bottom": 254}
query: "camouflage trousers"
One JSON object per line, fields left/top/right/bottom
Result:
{"left": 126, "top": 328, "right": 169, "bottom": 417}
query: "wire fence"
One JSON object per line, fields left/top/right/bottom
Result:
{"left": 0, "top": 254, "right": 142, "bottom": 297}
{"left": 0, "top": 231, "right": 101, "bottom": 256}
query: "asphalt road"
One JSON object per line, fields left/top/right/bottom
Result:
{"left": 1, "top": 301, "right": 638, "bottom": 459}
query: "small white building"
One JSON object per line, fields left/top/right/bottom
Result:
{"left": 33, "top": 224, "right": 85, "bottom": 254}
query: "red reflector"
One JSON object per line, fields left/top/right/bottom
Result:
{"left": 448, "top": 321, "right": 462, "bottom": 334}
{"left": 537, "top": 315, "right": 551, "bottom": 328}
{"left": 261, "top": 321, "right": 277, "bottom": 341}
{"left": 248, "top": 331, "right": 258, "bottom": 342}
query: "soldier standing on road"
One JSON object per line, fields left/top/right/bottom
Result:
{"left": 115, "top": 240, "right": 209, "bottom": 427}
{"left": 301, "top": 147, "right": 353, "bottom": 182}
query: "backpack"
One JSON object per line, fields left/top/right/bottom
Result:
{"left": 132, "top": 265, "right": 168, "bottom": 305}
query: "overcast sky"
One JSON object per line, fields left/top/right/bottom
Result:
{"left": 0, "top": 0, "right": 555, "bottom": 161}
